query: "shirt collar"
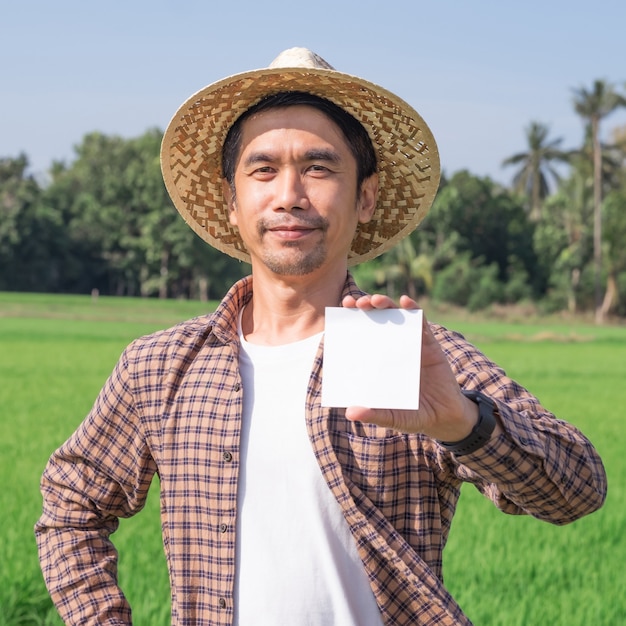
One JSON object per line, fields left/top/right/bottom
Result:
{"left": 210, "top": 272, "right": 365, "bottom": 344}
{"left": 210, "top": 275, "right": 253, "bottom": 344}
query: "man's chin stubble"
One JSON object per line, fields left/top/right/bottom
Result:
{"left": 262, "top": 245, "right": 327, "bottom": 276}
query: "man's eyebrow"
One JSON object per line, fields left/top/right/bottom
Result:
{"left": 241, "top": 148, "right": 343, "bottom": 168}
{"left": 242, "top": 152, "right": 275, "bottom": 168}
{"left": 303, "top": 149, "right": 342, "bottom": 164}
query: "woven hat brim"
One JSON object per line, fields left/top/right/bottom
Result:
{"left": 161, "top": 66, "right": 440, "bottom": 266}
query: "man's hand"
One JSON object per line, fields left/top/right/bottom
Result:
{"left": 341, "top": 293, "right": 480, "bottom": 441}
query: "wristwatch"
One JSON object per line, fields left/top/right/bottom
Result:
{"left": 439, "top": 390, "right": 498, "bottom": 455}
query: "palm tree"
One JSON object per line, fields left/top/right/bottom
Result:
{"left": 502, "top": 121, "right": 570, "bottom": 221}
{"left": 382, "top": 236, "right": 433, "bottom": 301}
{"left": 572, "top": 79, "right": 626, "bottom": 323}
{"left": 575, "top": 124, "right": 626, "bottom": 194}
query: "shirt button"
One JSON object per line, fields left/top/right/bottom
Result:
{"left": 218, "top": 597, "right": 227, "bottom": 609}
{"left": 234, "top": 382, "right": 241, "bottom": 392}
{"left": 219, "top": 523, "right": 228, "bottom": 533}
{"left": 223, "top": 451, "right": 233, "bottom": 462}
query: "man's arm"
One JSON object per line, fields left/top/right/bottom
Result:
{"left": 342, "top": 293, "right": 607, "bottom": 525}
{"left": 435, "top": 322, "right": 606, "bottom": 524}
{"left": 35, "top": 346, "right": 156, "bottom": 625}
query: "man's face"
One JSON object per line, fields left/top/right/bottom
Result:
{"left": 225, "top": 105, "right": 377, "bottom": 277}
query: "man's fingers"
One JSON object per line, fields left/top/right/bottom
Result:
{"left": 345, "top": 406, "right": 386, "bottom": 425}
{"left": 345, "top": 406, "right": 420, "bottom": 433}
{"left": 399, "top": 294, "right": 420, "bottom": 310}
{"left": 342, "top": 294, "right": 404, "bottom": 310}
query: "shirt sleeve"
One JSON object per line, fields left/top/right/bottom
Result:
{"left": 433, "top": 324, "right": 607, "bottom": 525}
{"left": 34, "top": 342, "right": 157, "bottom": 625}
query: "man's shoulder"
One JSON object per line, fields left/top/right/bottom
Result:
{"left": 428, "top": 320, "right": 463, "bottom": 341}
{"left": 428, "top": 320, "right": 474, "bottom": 358}
{"left": 123, "top": 277, "right": 251, "bottom": 365}
{"left": 125, "top": 313, "right": 219, "bottom": 361}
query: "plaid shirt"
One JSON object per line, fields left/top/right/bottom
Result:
{"left": 36, "top": 274, "right": 607, "bottom": 626}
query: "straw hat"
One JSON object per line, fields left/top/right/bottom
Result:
{"left": 161, "top": 47, "right": 440, "bottom": 266}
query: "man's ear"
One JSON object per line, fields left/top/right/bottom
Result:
{"left": 222, "top": 180, "right": 238, "bottom": 227}
{"left": 357, "top": 173, "right": 379, "bottom": 224}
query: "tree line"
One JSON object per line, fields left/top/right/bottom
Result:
{"left": 1, "top": 79, "right": 625, "bottom": 320}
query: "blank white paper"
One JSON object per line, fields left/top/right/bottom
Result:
{"left": 321, "top": 307, "right": 422, "bottom": 410}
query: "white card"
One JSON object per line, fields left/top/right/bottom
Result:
{"left": 321, "top": 307, "right": 422, "bottom": 410}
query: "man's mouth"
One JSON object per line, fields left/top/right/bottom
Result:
{"left": 267, "top": 225, "right": 316, "bottom": 240}
{"left": 260, "top": 218, "right": 328, "bottom": 239}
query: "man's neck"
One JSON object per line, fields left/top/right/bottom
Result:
{"left": 241, "top": 266, "right": 347, "bottom": 346}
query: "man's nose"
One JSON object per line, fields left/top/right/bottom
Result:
{"left": 274, "top": 169, "right": 309, "bottom": 212}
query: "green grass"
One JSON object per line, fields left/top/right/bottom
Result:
{"left": 442, "top": 339, "right": 625, "bottom": 625}
{"left": 1, "top": 292, "right": 624, "bottom": 625}
{"left": 0, "top": 295, "right": 204, "bottom": 626}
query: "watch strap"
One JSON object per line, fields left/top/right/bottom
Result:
{"left": 439, "top": 390, "right": 498, "bottom": 455}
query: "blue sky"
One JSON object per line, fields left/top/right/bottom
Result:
{"left": 3, "top": 0, "right": 625, "bottom": 185}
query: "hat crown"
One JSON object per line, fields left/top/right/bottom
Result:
{"left": 268, "top": 47, "right": 335, "bottom": 71}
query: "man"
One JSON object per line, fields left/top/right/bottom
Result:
{"left": 36, "top": 48, "right": 606, "bottom": 625}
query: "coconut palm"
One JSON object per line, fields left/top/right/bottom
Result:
{"left": 382, "top": 236, "right": 433, "bottom": 300}
{"left": 572, "top": 79, "right": 626, "bottom": 323}
{"left": 502, "top": 121, "right": 570, "bottom": 221}
{"left": 574, "top": 124, "right": 626, "bottom": 194}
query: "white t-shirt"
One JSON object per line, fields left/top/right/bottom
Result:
{"left": 234, "top": 322, "right": 383, "bottom": 625}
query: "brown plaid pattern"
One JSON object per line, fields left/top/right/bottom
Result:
{"left": 36, "top": 274, "right": 607, "bottom": 625}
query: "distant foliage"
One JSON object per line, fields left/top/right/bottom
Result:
{"left": 2, "top": 101, "right": 626, "bottom": 317}
{"left": 0, "top": 133, "right": 247, "bottom": 300}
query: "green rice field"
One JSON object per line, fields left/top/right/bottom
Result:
{"left": 1, "top": 292, "right": 624, "bottom": 625}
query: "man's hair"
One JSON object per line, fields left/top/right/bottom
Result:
{"left": 221, "top": 91, "right": 378, "bottom": 189}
